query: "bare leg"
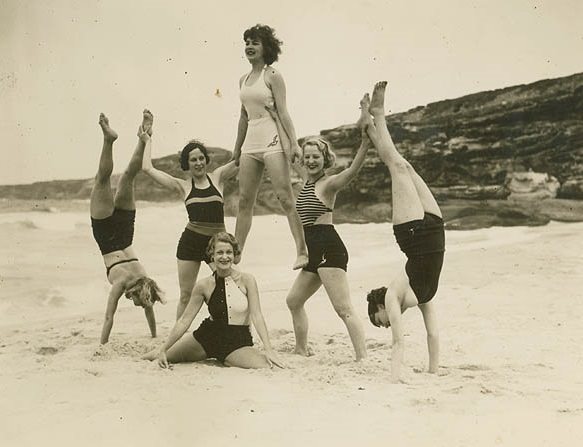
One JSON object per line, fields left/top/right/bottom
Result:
{"left": 113, "top": 111, "right": 151, "bottom": 210}
{"left": 91, "top": 114, "right": 118, "bottom": 219}
{"left": 264, "top": 152, "right": 309, "bottom": 269}
{"left": 235, "top": 156, "right": 265, "bottom": 259}
{"left": 318, "top": 268, "right": 367, "bottom": 361}
{"left": 286, "top": 271, "right": 322, "bottom": 356}
{"left": 368, "top": 82, "right": 424, "bottom": 224}
{"left": 176, "top": 260, "right": 202, "bottom": 320}
{"left": 224, "top": 346, "right": 271, "bottom": 369}
{"left": 142, "top": 333, "right": 208, "bottom": 362}
{"left": 166, "top": 334, "right": 208, "bottom": 363}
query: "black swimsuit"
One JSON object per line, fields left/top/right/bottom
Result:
{"left": 192, "top": 272, "right": 253, "bottom": 362}
{"left": 393, "top": 213, "right": 445, "bottom": 304}
{"left": 176, "top": 176, "right": 226, "bottom": 262}
{"left": 296, "top": 177, "right": 348, "bottom": 273}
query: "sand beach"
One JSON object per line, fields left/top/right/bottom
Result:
{"left": 1, "top": 204, "right": 582, "bottom": 446}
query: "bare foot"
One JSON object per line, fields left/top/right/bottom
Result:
{"left": 369, "top": 81, "right": 387, "bottom": 117}
{"left": 293, "top": 345, "right": 314, "bottom": 357}
{"left": 98, "top": 113, "right": 118, "bottom": 143}
{"left": 292, "top": 253, "right": 309, "bottom": 270}
{"left": 142, "top": 109, "right": 154, "bottom": 136}
{"left": 356, "top": 93, "right": 374, "bottom": 129}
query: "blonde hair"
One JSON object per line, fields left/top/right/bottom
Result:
{"left": 301, "top": 137, "right": 336, "bottom": 169}
{"left": 206, "top": 232, "right": 242, "bottom": 261}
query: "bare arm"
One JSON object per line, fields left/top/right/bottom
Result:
{"left": 144, "top": 306, "right": 157, "bottom": 338}
{"left": 387, "top": 295, "right": 405, "bottom": 382}
{"left": 245, "top": 274, "right": 284, "bottom": 368}
{"left": 142, "top": 138, "right": 187, "bottom": 195}
{"left": 326, "top": 127, "right": 372, "bottom": 192}
{"left": 210, "top": 160, "right": 239, "bottom": 189}
{"left": 268, "top": 70, "right": 302, "bottom": 162}
{"left": 157, "top": 283, "right": 205, "bottom": 367}
{"left": 419, "top": 301, "right": 440, "bottom": 373}
{"left": 100, "top": 283, "right": 124, "bottom": 344}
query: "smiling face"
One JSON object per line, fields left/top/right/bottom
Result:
{"left": 244, "top": 37, "right": 264, "bottom": 63}
{"left": 213, "top": 241, "right": 235, "bottom": 271}
{"left": 188, "top": 148, "right": 208, "bottom": 177}
{"left": 302, "top": 144, "right": 326, "bottom": 176}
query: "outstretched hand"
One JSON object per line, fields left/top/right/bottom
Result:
{"left": 265, "top": 350, "right": 286, "bottom": 369}
{"left": 157, "top": 350, "right": 170, "bottom": 369}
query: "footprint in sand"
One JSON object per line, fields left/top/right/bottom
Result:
{"left": 366, "top": 341, "right": 387, "bottom": 350}
{"left": 36, "top": 346, "right": 62, "bottom": 355}
{"left": 457, "top": 364, "right": 490, "bottom": 372}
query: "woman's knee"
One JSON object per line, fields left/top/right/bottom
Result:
{"left": 238, "top": 191, "right": 257, "bottom": 211}
{"left": 286, "top": 293, "right": 304, "bottom": 312}
{"left": 332, "top": 302, "right": 355, "bottom": 321}
{"left": 275, "top": 189, "right": 295, "bottom": 212}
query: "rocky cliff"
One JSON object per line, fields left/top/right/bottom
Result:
{"left": 2, "top": 72, "right": 583, "bottom": 228}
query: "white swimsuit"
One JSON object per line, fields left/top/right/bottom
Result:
{"left": 239, "top": 66, "right": 284, "bottom": 161}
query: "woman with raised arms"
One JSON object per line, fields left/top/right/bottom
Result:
{"left": 141, "top": 110, "right": 238, "bottom": 319}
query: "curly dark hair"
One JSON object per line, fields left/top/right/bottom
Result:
{"left": 366, "top": 287, "right": 388, "bottom": 327}
{"left": 243, "top": 24, "right": 283, "bottom": 65}
{"left": 180, "top": 140, "right": 209, "bottom": 171}
{"left": 206, "top": 232, "right": 242, "bottom": 262}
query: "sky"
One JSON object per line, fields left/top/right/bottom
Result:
{"left": 2, "top": 0, "right": 582, "bottom": 185}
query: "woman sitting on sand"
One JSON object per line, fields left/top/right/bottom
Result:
{"left": 143, "top": 232, "right": 283, "bottom": 369}
{"left": 265, "top": 96, "right": 373, "bottom": 361}
{"left": 141, "top": 110, "right": 238, "bottom": 319}
{"left": 232, "top": 24, "right": 308, "bottom": 269}
{"left": 364, "top": 81, "right": 444, "bottom": 382}
{"left": 91, "top": 112, "right": 165, "bottom": 345}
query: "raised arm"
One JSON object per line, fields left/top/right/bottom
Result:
{"left": 157, "top": 283, "right": 205, "bottom": 368}
{"left": 326, "top": 127, "right": 372, "bottom": 192}
{"left": 245, "top": 273, "right": 284, "bottom": 368}
{"left": 419, "top": 301, "right": 440, "bottom": 374}
{"left": 100, "top": 283, "right": 124, "bottom": 344}
{"left": 142, "top": 138, "right": 187, "bottom": 195}
{"left": 267, "top": 69, "right": 302, "bottom": 162}
{"left": 210, "top": 160, "right": 239, "bottom": 189}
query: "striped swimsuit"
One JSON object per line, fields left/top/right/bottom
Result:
{"left": 176, "top": 175, "right": 226, "bottom": 262}
{"left": 296, "top": 176, "right": 349, "bottom": 273}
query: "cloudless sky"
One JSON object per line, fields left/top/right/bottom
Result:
{"left": 2, "top": 0, "right": 582, "bottom": 184}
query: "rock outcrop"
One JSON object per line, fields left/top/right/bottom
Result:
{"left": 2, "top": 72, "right": 583, "bottom": 228}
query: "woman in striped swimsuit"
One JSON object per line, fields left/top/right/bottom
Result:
{"left": 266, "top": 96, "right": 373, "bottom": 361}
{"left": 141, "top": 111, "right": 238, "bottom": 319}
{"left": 143, "top": 232, "right": 283, "bottom": 369}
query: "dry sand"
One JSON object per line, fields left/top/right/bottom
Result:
{"left": 1, "top": 213, "right": 582, "bottom": 446}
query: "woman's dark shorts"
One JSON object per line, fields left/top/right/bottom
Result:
{"left": 176, "top": 227, "right": 212, "bottom": 262}
{"left": 303, "top": 224, "right": 349, "bottom": 274}
{"left": 91, "top": 208, "right": 135, "bottom": 255}
{"left": 193, "top": 318, "right": 253, "bottom": 363}
{"left": 393, "top": 213, "right": 445, "bottom": 304}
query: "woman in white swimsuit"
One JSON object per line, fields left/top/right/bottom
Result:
{"left": 232, "top": 24, "right": 308, "bottom": 270}
{"left": 143, "top": 232, "right": 284, "bottom": 369}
